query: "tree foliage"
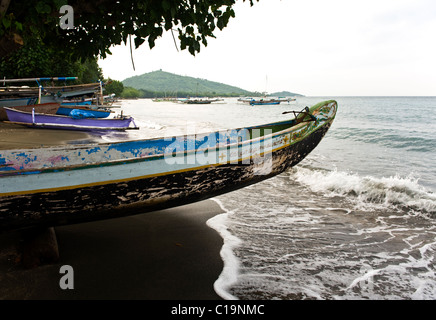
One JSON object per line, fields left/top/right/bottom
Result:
{"left": 0, "top": 38, "right": 103, "bottom": 82}
{"left": 104, "top": 79, "right": 124, "bottom": 97}
{"left": 0, "top": 0, "right": 257, "bottom": 60}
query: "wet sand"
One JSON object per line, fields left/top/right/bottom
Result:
{"left": 0, "top": 123, "right": 225, "bottom": 300}
{"left": 0, "top": 200, "right": 225, "bottom": 300}
{"left": 0, "top": 121, "right": 97, "bottom": 149}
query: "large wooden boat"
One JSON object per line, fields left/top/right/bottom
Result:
{"left": 0, "top": 100, "right": 337, "bottom": 232}
{"left": 0, "top": 79, "right": 112, "bottom": 120}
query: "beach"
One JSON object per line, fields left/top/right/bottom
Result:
{"left": 0, "top": 199, "right": 224, "bottom": 300}
{"left": 0, "top": 116, "right": 226, "bottom": 300}
{"left": 0, "top": 121, "right": 96, "bottom": 149}
{"left": 2, "top": 97, "right": 436, "bottom": 300}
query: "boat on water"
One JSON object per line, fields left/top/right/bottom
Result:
{"left": 179, "top": 98, "right": 224, "bottom": 104}
{"left": 0, "top": 100, "right": 337, "bottom": 232}
{"left": 276, "top": 97, "right": 297, "bottom": 103}
{"left": 238, "top": 97, "right": 296, "bottom": 105}
{"left": 249, "top": 98, "right": 281, "bottom": 106}
{"left": 237, "top": 97, "right": 281, "bottom": 106}
{"left": 3, "top": 107, "right": 138, "bottom": 131}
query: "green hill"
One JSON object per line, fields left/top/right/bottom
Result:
{"left": 268, "top": 91, "right": 304, "bottom": 97}
{"left": 122, "top": 70, "right": 253, "bottom": 97}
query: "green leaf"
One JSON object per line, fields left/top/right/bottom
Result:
{"left": 35, "top": 3, "right": 51, "bottom": 14}
{"left": 15, "top": 21, "right": 23, "bottom": 31}
{"left": 2, "top": 17, "right": 11, "bottom": 29}
{"left": 53, "top": 0, "right": 68, "bottom": 9}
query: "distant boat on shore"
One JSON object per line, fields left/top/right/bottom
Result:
{"left": 3, "top": 107, "right": 138, "bottom": 131}
{"left": 0, "top": 78, "right": 118, "bottom": 120}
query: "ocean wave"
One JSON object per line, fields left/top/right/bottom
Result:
{"left": 331, "top": 127, "right": 436, "bottom": 152}
{"left": 291, "top": 167, "right": 436, "bottom": 215}
{"left": 207, "top": 198, "right": 242, "bottom": 300}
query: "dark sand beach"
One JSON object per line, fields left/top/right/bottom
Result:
{"left": 0, "top": 123, "right": 225, "bottom": 300}
{"left": 0, "top": 121, "right": 96, "bottom": 149}
{"left": 0, "top": 200, "right": 224, "bottom": 300}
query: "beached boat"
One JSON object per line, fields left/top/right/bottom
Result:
{"left": 0, "top": 96, "right": 38, "bottom": 107}
{"left": 3, "top": 102, "right": 61, "bottom": 117}
{"left": 56, "top": 105, "right": 112, "bottom": 118}
{"left": 3, "top": 107, "right": 138, "bottom": 131}
{"left": 0, "top": 100, "right": 337, "bottom": 232}
{"left": 0, "top": 102, "right": 112, "bottom": 120}
{"left": 0, "top": 79, "right": 114, "bottom": 120}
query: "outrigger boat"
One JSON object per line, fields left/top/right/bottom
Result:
{"left": 0, "top": 100, "right": 337, "bottom": 232}
{"left": 179, "top": 98, "right": 224, "bottom": 104}
{"left": 0, "top": 102, "right": 112, "bottom": 120}
{"left": 249, "top": 98, "right": 280, "bottom": 106}
{"left": 3, "top": 107, "right": 138, "bottom": 131}
{"left": 238, "top": 97, "right": 281, "bottom": 106}
{"left": 0, "top": 78, "right": 114, "bottom": 120}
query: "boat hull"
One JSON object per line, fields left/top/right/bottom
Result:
{"left": 0, "top": 100, "right": 337, "bottom": 232}
{"left": 0, "top": 98, "right": 38, "bottom": 120}
{"left": 4, "top": 107, "right": 136, "bottom": 131}
{"left": 250, "top": 101, "right": 280, "bottom": 106}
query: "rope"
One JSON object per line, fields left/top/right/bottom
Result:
{"left": 129, "top": 34, "right": 136, "bottom": 71}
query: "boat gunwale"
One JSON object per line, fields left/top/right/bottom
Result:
{"left": 4, "top": 121, "right": 138, "bottom": 131}
{"left": 3, "top": 107, "right": 133, "bottom": 122}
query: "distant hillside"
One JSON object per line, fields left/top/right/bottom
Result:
{"left": 268, "top": 91, "right": 304, "bottom": 97}
{"left": 122, "top": 70, "right": 253, "bottom": 97}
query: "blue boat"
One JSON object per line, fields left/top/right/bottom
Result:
{"left": 56, "top": 105, "right": 112, "bottom": 118}
{"left": 249, "top": 98, "right": 281, "bottom": 106}
{"left": 3, "top": 107, "right": 137, "bottom": 131}
{"left": 61, "top": 101, "right": 92, "bottom": 106}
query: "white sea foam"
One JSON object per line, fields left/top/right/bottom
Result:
{"left": 207, "top": 198, "right": 242, "bottom": 300}
{"left": 113, "top": 97, "right": 436, "bottom": 299}
{"left": 292, "top": 167, "right": 436, "bottom": 215}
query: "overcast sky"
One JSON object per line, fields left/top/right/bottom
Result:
{"left": 98, "top": 0, "right": 436, "bottom": 96}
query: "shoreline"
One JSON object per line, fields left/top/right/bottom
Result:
{"left": 0, "top": 200, "right": 225, "bottom": 300}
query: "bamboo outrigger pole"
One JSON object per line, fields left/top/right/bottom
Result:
{"left": 2, "top": 77, "right": 78, "bottom": 85}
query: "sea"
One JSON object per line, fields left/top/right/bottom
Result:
{"left": 99, "top": 96, "right": 436, "bottom": 300}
